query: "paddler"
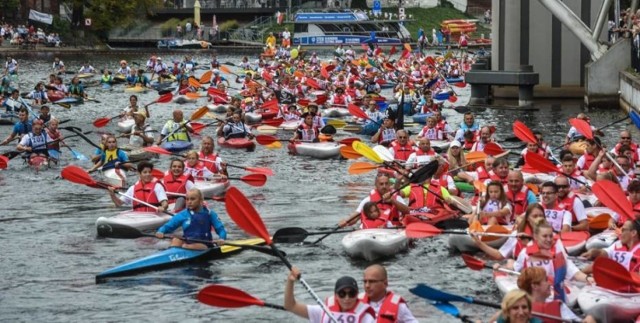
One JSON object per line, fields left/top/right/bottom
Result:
{"left": 388, "top": 130, "right": 414, "bottom": 162}
{"left": 284, "top": 267, "right": 376, "bottom": 323}
{"left": 108, "top": 161, "right": 168, "bottom": 212}
{"left": 122, "top": 95, "right": 149, "bottom": 118}
{"left": 446, "top": 141, "right": 475, "bottom": 184}
{"left": 157, "top": 109, "right": 194, "bottom": 144}
{"left": 359, "top": 264, "right": 418, "bottom": 323}
{"left": 155, "top": 188, "right": 227, "bottom": 250}
{"left": 469, "top": 181, "right": 512, "bottom": 225}
{"left": 359, "top": 202, "right": 391, "bottom": 229}
{"left": 489, "top": 290, "right": 537, "bottom": 323}
{"left": 126, "top": 112, "right": 155, "bottom": 148}
{"left": 0, "top": 107, "right": 31, "bottom": 146}
{"left": 45, "top": 118, "right": 64, "bottom": 156}
{"left": 341, "top": 173, "right": 410, "bottom": 227}
{"left": 417, "top": 116, "right": 444, "bottom": 140}
{"left": 558, "top": 155, "right": 588, "bottom": 191}
{"left": 291, "top": 112, "right": 319, "bottom": 142}
{"left": 52, "top": 57, "right": 65, "bottom": 74}
{"left": 27, "top": 82, "right": 48, "bottom": 105}
{"left": 99, "top": 69, "right": 113, "bottom": 86}
{"left": 482, "top": 158, "right": 509, "bottom": 186}
{"left": 2, "top": 89, "right": 23, "bottom": 114}
{"left": 4, "top": 55, "right": 18, "bottom": 75}
{"left": 454, "top": 112, "right": 480, "bottom": 142}
{"left": 610, "top": 130, "right": 639, "bottom": 163}
{"left": 184, "top": 150, "right": 218, "bottom": 180}
{"left": 116, "top": 60, "right": 131, "bottom": 76}
{"left": 306, "top": 103, "right": 326, "bottom": 129}
{"left": 199, "top": 135, "right": 228, "bottom": 176}
{"left": 88, "top": 134, "right": 133, "bottom": 172}
{"left": 576, "top": 138, "right": 601, "bottom": 171}
{"left": 162, "top": 158, "right": 195, "bottom": 211}
{"left": 405, "top": 137, "right": 437, "bottom": 169}
{"left": 222, "top": 111, "right": 254, "bottom": 140}
{"left": 371, "top": 115, "right": 397, "bottom": 147}
{"left": 471, "top": 126, "right": 499, "bottom": 153}
{"left": 581, "top": 218, "right": 640, "bottom": 275}
{"left": 78, "top": 61, "right": 96, "bottom": 74}
{"left": 554, "top": 176, "right": 588, "bottom": 231}
{"left": 37, "top": 105, "right": 53, "bottom": 125}
{"left": 516, "top": 267, "right": 596, "bottom": 322}
{"left": 505, "top": 170, "right": 537, "bottom": 218}
{"left": 538, "top": 182, "right": 572, "bottom": 233}
{"left": 16, "top": 119, "right": 51, "bottom": 160}
{"left": 131, "top": 69, "right": 150, "bottom": 88}
{"left": 67, "top": 76, "right": 87, "bottom": 99}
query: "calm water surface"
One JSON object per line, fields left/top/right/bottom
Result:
{"left": 0, "top": 51, "right": 630, "bottom": 322}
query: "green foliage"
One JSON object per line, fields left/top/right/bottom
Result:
{"left": 351, "top": 0, "right": 367, "bottom": 9}
{"left": 83, "top": 0, "right": 163, "bottom": 38}
{"left": 219, "top": 20, "right": 240, "bottom": 32}
{"left": 51, "top": 16, "right": 72, "bottom": 35}
{"left": 160, "top": 18, "right": 182, "bottom": 36}
{"left": 381, "top": 6, "right": 491, "bottom": 40}
{"left": 0, "top": 0, "right": 19, "bottom": 10}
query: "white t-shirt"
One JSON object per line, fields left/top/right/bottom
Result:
{"left": 306, "top": 305, "right": 375, "bottom": 323}
{"left": 513, "top": 240, "right": 581, "bottom": 279}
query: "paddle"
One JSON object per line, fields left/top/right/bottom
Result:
{"left": 348, "top": 104, "right": 382, "bottom": 127}
{"left": 461, "top": 253, "right": 521, "bottom": 275}
{"left": 159, "top": 106, "right": 209, "bottom": 144}
{"left": 406, "top": 222, "right": 519, "bottom": 240}
{"left": 199, "top": 71, "right": 212, "bottom": 84}
{"left": 224, "top": 187, "right": 338, "bottom": 321}
{"left": 340, "top": 145, "right": 363, "bottom": 159}
{"left": 409, "top": 284, "right": 577, "bottom": 322}
{"left": 0, "top": 155, "right": 8, "bottom": 169}
{"left": 352, "top": 141, "right": 384, "bottom": 164}
{"left": 271, "top": 226, "right": 406, "bottom": 243}
{"left": 570, "top": 118, "right": 626, "bottom": 174}
{"left": 198, "top": 284, "right": 286, "bottom": 310}
{"left": 348, "top": 161, "right": 381, "bottom": 174}
{"left": 513, "top": 120, "right": 537, "bottom": 144}
{"left": 93, "top": 115, "right": 121, "bottom": 128}
{"left": 593, "top": 256, "right": 640, "bottom": 292}
{"left": 525, "top": 152, "right": 588, "bottom": 186}
{"left": 588, "top": 213, "right": 611, "bottom": 230}
{"left": 144, "top": 92, "right": 173, "bottom": 108}
{"left": 592, "top": 179, "right": 634, "bottom": 223}
{"left": 2, "top": 132, "right": 90, "bottom": 160}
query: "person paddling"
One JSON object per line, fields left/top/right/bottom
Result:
{"left": 157, "top": 109, "right": 193, "bottom": 144}
{"left": 108, "top": 161, "right": 168, "bottom": 212}
{"left": 162, "top": 158, "right": 195, "bottom": 211}
{"left": 88, "top": 135, "right": 133, "bottom": 172}
{"left": 489, "top": 289, "right": 540, "bottom": 323}
{"left": 16, "top": 119, "right": 51, "bottom": 160}
{"left": 222, "top": 111, "right": 254, "bottom": 140}
{"left": 0, "top": 107, "right": 31, "bottom": 146}
{"left": 155, "top": 188, "right": 227, "bottom": 250}
{"left": 284, "top": 267, "right": 376, "bottom": 323}
{"left": 359, "top": 265, "right": 418, "bottom": 323}
{"left": 199, "top": 135, "right": 228, "bottom": 176}
{"left": 342, "top": 173, "right": 410, "bottom": 228}
{"left": 581, "top": 218, "right": 640, "bottom": 275}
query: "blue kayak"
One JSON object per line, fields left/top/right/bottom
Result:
{"left": 95, "top": 238, "right": 265, "bottom": 282}
{"left": 161, "top": 140, "right": 193, "bottom": 152}
{"left": 445, "top": 77, "right": 464, "bottom": 84}
{"left": 412, "top": 112, "right": 434, "bottom": 124}
{"left": 358, "top": 121, "right": 380, "bottom": 136}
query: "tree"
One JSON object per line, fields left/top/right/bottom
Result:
{"left": 61, "top": 0, "right": 163, "bottom": 37}
{"left": 0, "top": 0, "right": 20, "bottom": 13}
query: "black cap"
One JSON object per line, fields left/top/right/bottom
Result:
{"left": 334, "top": 276, "right": 358, "bottom": 293}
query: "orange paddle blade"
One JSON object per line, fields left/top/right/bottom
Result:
{"left": 473, "top": 180, "right": 486, "bottom": 194}
{"left": 189, "top": 77, "right": 201, "bottom": 89}
{"left": 481, "top": 225, "right": 511, "bottom": 242}
{"left": 465, "top": 151, "right": 487, "bottom": 164}
{"left": 185, "top": 92, "right": 204, "bottom": 99}
{"left": 219, "top": 65, "right": 232, "bottom": 74}
{"left": 190, "top": 106, "right": 210, "bottom": 120}
{"left": 348, "top": 162, "right": 379, "bottom": 174}
{"left": 469, "top": 220, "right": 483, "bottom": 233}
{"left": 525, "top": 183, "right": 539, "bottom": 195}
{"left": 461, "top": 253, "right": 487, "bottom": 271}
{"left": 588, "top": 213, "right": 611, "bottom": 230}
{"left": 340, "top": 145, "right": 362, "bottom": 159}
{"left": 405, "top": 222, "right": 442, "bottom": 239}
{"left": 199, "top": 71, "right": 212, "bottom": 84}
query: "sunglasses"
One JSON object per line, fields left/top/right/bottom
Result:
{"left": 337, "top": 289, "right": 357, "bottom": 298}
{"left": 556, "top": 185, "right": 569, "bottom": 189}
{"left": 621, "top": 137, "right": 631, "bottom": 139}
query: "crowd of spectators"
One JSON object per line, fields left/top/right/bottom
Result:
{"left": 0, "top": 23, "right": 62, "bottom": 48}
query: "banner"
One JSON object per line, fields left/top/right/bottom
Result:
{"left": 29, "top": 9, "right": 53, "bottom": 25}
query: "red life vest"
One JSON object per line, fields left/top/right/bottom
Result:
{"left": 557, "top": 192, "right": 579, "bottom": 224}
{"left": 408, "top": 179, "right": 446, "bottom": 210}
{"left": 523, "top": 240, "right": 562, "bottom": 278}
{"left": 580, "top": 152, "right": 596, "bottom": 170}
{"left": 436, "top": 120, "right": 448, "bottom": 139}
{"left": 162, "top": 173, "right": 192, "bottom": 204}
{"left": 532, "top": 301, "right": 562, "bottom": 323}
{"left": 199, "top": 151, "right": 220, "bottom": 173}
{"left": 333, "top": 94, "right": 347, "bottom": 105}
{"left": 360, "top": 209, "right": 389, "bottom": 229}
{"left": 506, "top": 185, "right": 529, "bottom": 218}
{"left": 185, "top": 161, "right": 208, "bottom": 180}
{"left": 390, "top": 141, "right": 414, "bottom": 161}
{"left": 463, "top": 139, "right": 475, "bottom": 150}
{"left": 323, "top": 296, "right": 375, "bottom": 323}
{"left": 476, "top": 166, "right": 490, "bottom": 181}
{"left": 298, "top": 123, "right": 319, "bottom": 141}
{"left": 488, "top": 170, "right": 508, "bottom": 185}
{"left": 370, "top": 189, "right": 401, "bottom": 225}
{"left": 132, "top": 179, "right": 164, "bottom": 212}
{"left": 614, "top": 142, "right": 639, "bottom": 162}
{"left": 359, "top": 291, "right": 405, "bottom": 323}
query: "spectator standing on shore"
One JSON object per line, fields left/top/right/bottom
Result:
{"left": 442, "top": 25, "right": 451, "bottom": 44}
{"left": 185, "top": 22, "right": 192, "bottom": 37}
{"left": 484, "top": 9, "right": 491, "bottom": 24}
{"left": 177, "top": 25, "right": 182, "bottom": 38}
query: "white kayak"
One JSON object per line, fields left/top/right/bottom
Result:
{"left": 585, "top": 230, "right": 618, "bottom": 250}
{"left": 448, "top": 225, "right": 512, "bottom": 253}
{"left": 120, "top": 144, "right": 156, "bottom": 162}
{"left": 279, "top": 120, "right": 301, "bottom": 131}
{"left": 494, "top": 271, "right": 582, "bottom": 307}
{"left": 173, "top": 95, "right": 197, "bottom": 104}
{"left": 117, "top": 118, "right": 135, "bottom": 133}
{"left": 287, "top": 142, "right": 344, "bottom": 159}
{"left": 577, "top": 285, "right": 640, "bottom": 321}
{"left": 245, "top": 112, "right": 262, "bottom": 124}
{"left": 207, "top": 104, "right": 227, "bottom": 114}
{"left": 194, "top": 179, "right": 230, "bottom": 197}
{"left": 322, "top": 107, "right": 350, "bottom": 118}
{"left": 102, "top": 168, "right": 127, "bottom": 188}
{"left": 585, "top": 206, "right": 616, "bottom": 218}
{"left": 341, "top": 229, "right": 408, "bottom": 261}
{"left": 522, "top": 172, "right": 556, "bottom": 184}
{"left": 96, "top": 210, "right": 171, "bottom": 238}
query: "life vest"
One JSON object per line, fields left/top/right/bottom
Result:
{"left": 420, "top": 126, "right": 441, "bottom": 140}
{"left": 532, "top": 301, "right": 562, "bottom": 323}
{"left": 409, "top": 148, "right": 436, "bottom": 169}
{"left": 580, "top": 152, "right": 596, "bottom": 170}
{"left": 614, "top": 142, "right": 639, "bottom": 162}
{"left": 378, "top": 128, "right": 397, "bottom": 146}
{"left": 390, "top": 141, "right": 414, "bottom": 161}
{"left": 370, "top": 189, "right": 401, "bottom": 225}
{"left": 333, "top": 94, "right": 347, "bottom": 105}
{"left": 199, "top": 151, "right": 220, "bottom": 173}
{"left": 408, "top": 180, "right": 446, "bottom": 210}
{"left": 358, "top": 291, "right": 405, "bottom": 323}
{"left": 102, "top": 148, "right": 124, "bottom": 169}
{"left": 185, "top": 161, "right": 209, "bottom": 180}
{"left": 463, "top": 139, "right": 475, "bottom": 150}
{"left": 476, "top": 165, "right": 490, "bottom": 181}
{"left": 183, "top": 206, "right": 214, "bottom": 241}
{"left": 323, "top": 296, "right": 375, "bottom": 323}
{"left": 557, "top": 192, "right": 580, "bottom": 224}
{"left": 480, "top": 199, "right": 508, "bottom": 224}
{"left": 27, "top": 132, "right": 48, "bottom": 154}
{"left": 298, "top": 123, "right": 318, "bottom": 142}
{"left": 506, "top": 185, "right": 529, "bottom": 218}
{"left": 542, "top": 202, "right": 569, "bottom": 232}
{"left": 436, "top": 120, "right": 448, "bottom": 139}
{"left": 163, "top": 173, "right": 192, "bottom": 204}
{"left": 360, "top": 209, "right": 390, "bottom": 229}
{"left": 609, "top": 240, "right": 640, "bottom": 272}
{"left": 488, "top": 170, "right": 508, "bottom": 185}
{"left": 132, "top": 179, "right": 164, "bottom": 212}
{"left": 523, "top": 240, "right": 561, "bottom": 278}
{"left": 101, "top": 75, "right": 112, "bottom": 84}
{"left": 166, "top": 120, "right": 190, "bottom": 142}
{"left": 45, "top": 128, "right": 61, "bottom": 150}
{"left": 68, "top": 84, "right": 82, "bottom": 95}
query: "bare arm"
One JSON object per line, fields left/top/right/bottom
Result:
{"left": 283, "top": 267, "right": 309, "bottom": 319}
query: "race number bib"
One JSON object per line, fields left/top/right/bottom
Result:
{"left": 544, "top": 209, "right": 563, "bottom": 232}
{"left": 611, "top": 251, "right": 633, "bottom": 269}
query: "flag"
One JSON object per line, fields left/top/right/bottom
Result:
{"left": 396, "top": 88, "right": 405, "bottom": 130}
{"left": 401, "top": 49, "right": 410, "bottom": 59}
{"left": 389, "top": 46, "right": 397, "bottom": 56}
{"left": 552, "top": 250, "right": 567, "bottom": 302}
{"left": 374, "top": 47, "right": 382, "bottom": 56}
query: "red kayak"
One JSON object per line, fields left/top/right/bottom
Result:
{"left": 260, "top": 110, "right": 278, "bottom": 120}
{"left": 217, "top": 137, "right": 256, "bottom": 151}
{"left": 47, "top": 90, "right": 65, "bottom": 102}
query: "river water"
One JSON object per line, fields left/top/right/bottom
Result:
{"left": 0, "top": 51, "right": 631, "bottom": 322}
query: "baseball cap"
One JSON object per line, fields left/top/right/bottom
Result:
{"left": 450, "top": 140, "right": 461, "bottom": 148}
{"left": 334, "top": 276, "right": 358, "bottom": 293}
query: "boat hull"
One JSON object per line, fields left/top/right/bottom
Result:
{"left": 287, "top": 142, "right": 343, "bottom": 159}
{"left": 577, "top": 286, "right": 640, "bottom": 322}
{"left": 341, "top": 229, "right": 408, "bottom": 261}
{"left": 96, "top": 211, "right": 171, "bottom": 238}
{"left": 161, "top": 140, "right": 193, "bottom": 153}
{"left": 217, "top": 137, "right": 256, "bottom": 151}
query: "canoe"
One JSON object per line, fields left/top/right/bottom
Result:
{"left": 585, "top": 230, "right": 618, "bottom": 250}
{"left": 54, "top": 97, "right": 83, "bottom": 105}
{"left": 194, "top": 179, "right": 230, "bottom": 197}
{"left": 161, "top": 140, "right": 193, "bottom": 153}
{"left": 494, "top": 271, "right": 581, "bottom": 307}
{"left": 341, "top": 229, "right": 408, "bottom": 261}
{"left": 217, "top": 137, "right": 256, "bottom": 151}
{"left": 103, "top": 168, "right": 127, "bottom": 188}
{"left": 95, "top": 238, "right": 265, "bottom": 282}
{"left": 287, "top": 142, "right": 343, "bottom": 159}
{"left": 117, "top": 118, "right": 135, "bottom": 133}
{"left": 173, "top": 95, "right": 196, "bottom": 104}
{"left": 445, "top": 77, "right": 464, "bottom": 84}
{"left": 124, "top": 86, "right": 148, "bottom": 93}
{"left": 577, "top": 286, "right": 640, "bottom": 322}
{"left": 96, "top": 210, "right": 171, "bottom": 238}
{"left": 448, "top": 225, "right": 511, "bottom": 253}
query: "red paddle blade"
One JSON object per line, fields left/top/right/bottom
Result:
{"left": 338, "top": 137, "right": 361, "bottom": 146}
{"left": 261, "top": 99, "right": 278, "bottom": 109}
{"left": 60, "top": 165, "right": 98, "bottom": 186}
{"left": 592, "top": 180, "right": 634, "bottom": 223}
{"left": 156, "top": 92, "right": 174, "bottom": 103}
{"left": 589, "top": 213, "right": 612, "bottom": 230}
{"left": 93, "top": 117, "right": 111, "bottom": 128}
{"left": 198, "top": 284, "right": 265, "bottom": 308}
{"left": 558, "top": 231, "right": 589, "bottom": 248}
{"left": 483, "top": 142, "right": 504, "bottom": 156}
{"left": 225, "top": 187, "right": 273, "bottom": 244}
{"left": 314, "top": 95, "right": 327, "bottom": 105}
{"left": 262, "top": 71, "right": 273, "bottom": 83}
{"left": 240, "top": 173, "right": 267, "bottom": 187}
{"left": 261, "top": 118, "right": 284, "bottom": 127}
{"left": 513, "top": 120, "right": 537, "bottom": 144}
{"left": 348, "top": 104, "right": 367, "bottom": 119}
{"left": 405, "top": 222, "right": 442, "bottom": 239}
{"left": 525, "top": 151, "right": 558, "bottom": 174}
{"left": 151, "top": 168, "right": 165, "bottom": 180}
{"left": 305, "top": 78, "right": 321, "bottom": 90}
{"left": 569, "top": 118, "right": 593, "bottom": 140}
{"left": 461, "top": 253, "right": 486, "bottom": 271}
{"left": 255, "top": 135, "right": 278, "bottom": 145}
{"left": 208, "top": 87, "right": 226, "bottom": 97}
{"left": 320, "top": 67, "right": 329, "bottom": 79}
{"left": 143, "top": 146, "right": 172, "bottom": 155}
{"left": 593, "top": 257, "right": 639, "bottom": 292}
{"left": 448, "top": 95, "right": 458, "bottom": 103}
{"left": 426, "top": 56, "right": 435, "bottom": 66}
{"left": 245, "top": 167, "right": 274, "bottom": 176}
{"left": 0, "top": 155, "right": 8, "bottom": 169}
{"left": 453, "top": 82, "right": 466, "bottom": 88}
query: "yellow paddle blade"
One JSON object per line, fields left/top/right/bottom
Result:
{"left": 199, "top": 71, "right": 212, "bottom": 84}
{"left": 190, "top": 106, "right": 210, "bottom": 120}
{"left": 348, "top": 162, "right": 379, "bottom": 175}
{"left": 465, "top": 151, "right": 487, "bottom": 164}
{"left": 266, "top": 141, "right": 282, "bottom": 149}
{"left": 219, "top": 65, "right": 232, "bottom": 74}
{"left": 352, "top": 141, "right": 383, "bottom": 164}
{"left": 481, "top": 225, "right": 511, "bottom": 242}
{"left": 326, "top": 119, "right": 347, "bottom": 128}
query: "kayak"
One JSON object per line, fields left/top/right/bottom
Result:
{"left": 431, "top": 140, "right": 451, "bottom": 153}
{"left": 402, "top": 210, "right": 458, "bottom": 228}
{"left": 341, "top": 229, "right": 408, "bottom": 261}
{"left": 577, "top": 286, "right": 640, "bottom": 321}
{"left": 562, "top": 231, "right": 589, "bottom": 256}
{"left": 54, "top": 97, "right": 83, "bottom": 105}
{"left": 47, "top": 90, "right": 65, "bottom": 102}
{"left": 256, "top": 125, "right": 278, "bottom": 135}
{"left": 359, "top": 122, "right": 380, "bottom": 136}
{"left": 445, "top": 77, "right": 464, "bottom": 84}
{"left": 448, "top": 225, "right": 512, "bottom": 253}
{"left": 522, "top": 172, "right": 556, "bottom": 184}
{"left": 161, "top": 140, "right": 193, "bottom": 153}
{"left": 207, "top": 104, "right": 227, "bottom": 114}
{"left": 77, "top": 73, "right": 95, "bottom": 79}
{"left": 412, "top": 113, "right": 434, "bottom": 124}
{"left": 28, "top": 154, "right": 49, "bottom": 170}
{"left": 585, "top": 230, "right": 618, "bottom": 250}
{"left": 103, "top": 168, "right": 127, "bottom": 188}
{"left": 287, "top": 142, "right": 343, "bottom": 159}
{"left": 494, "top": 270, "right": 581, "bottom": 307}
{"left": 245, "top": 112, "right": 262, "bottom": 124}
{"left": 121, "top": 144, "right": 157, "bottom": 162}
{"left": 194, "top": 179, "right": 230, "bottom": 197}
{"left": 95, "top": 237, "right": 266, "bottom": 282}
{"left": 217, "top": 137, "right": 256, "bottom": 151}
{"left": 173, "top": 95, "right": 196, "bottom": 104}
{"left": 124, "top": 86, "right": 148, "bottom": 93}
{"left": 322, "top": 107, "right": 350, "bottom": 118}
{"left": 0, "top": 112, "right": 18, "bottom": 125}
{"left": 112, "top": 74, "right": 127, "bottom": 83}
{"left": 96, "top": 210, "right": 171, "bottom": 238}
{"left": 279, "top": 120, "right": 301, "bottom": 131}
{"left": 117, "top": 118, "right": 135, "bottom": 133}
{"left": 260, "top": 110, "right": 278, "bottom": 120}
{"left": 454, "top": 181, "right": 475, "bottom": 193}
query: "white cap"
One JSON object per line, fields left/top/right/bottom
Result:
{"left": 450, "top": 140, "right": 461, "bottom": 148}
